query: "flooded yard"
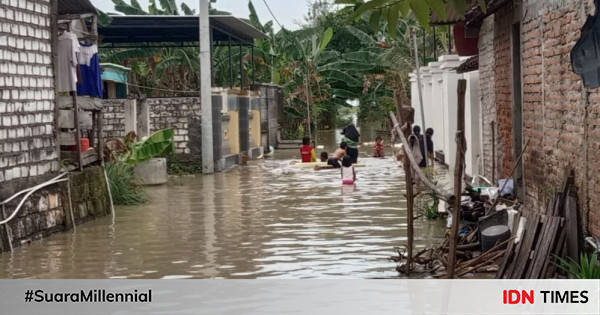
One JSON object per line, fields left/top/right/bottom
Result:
{"left": 0, "top": 144, "right": 447, "bottom": 279}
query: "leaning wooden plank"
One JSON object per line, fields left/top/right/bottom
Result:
{"left": 543, "top": 218, "right": 566, "bottom": 278}
{"left": 528, "top": 216, "right": 556, "bottom": 278}
{"left": 58, "top": 131, "right": 77, "bottom": 146}
{"left": 58, "top": 110, "right": 93, "bottom": 129}
{"left": 61, "top": 149, "right": 98, "bottom": 167}
{"left": 564, "top": 188, "right": 580, "bottom": 262}
{"left": 512, "top": 214, "right": 541, "bottom": 279}
{"left": 56, "top": 95, "right": 102, "bottom": 111}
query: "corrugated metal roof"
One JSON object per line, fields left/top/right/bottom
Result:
{"left": 456, "top": 55, "right": 479, "bottom": 73}
{"left": 430, "top": 1, "right": 477, "bottom": 25}
{"left": 98, "top": 15, "right": 266, "bottom": 46}
{"left": 58, "top": 0, "right": 97, "bottom": 15}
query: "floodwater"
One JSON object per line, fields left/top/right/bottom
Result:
{"left": 0, "top": 131, "right": 447, "bottom": 279}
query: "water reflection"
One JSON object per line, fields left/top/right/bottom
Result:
{"left": 0, "top": 141, "right": 446, "bottom": 279}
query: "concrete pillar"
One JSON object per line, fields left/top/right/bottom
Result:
{"left": 238, "top": 95, "right": 250, "bottom": 154}
{"left": 430, "top": 63, "right": 446, "bottom": 156}
{"left": 439, "top": 55, "right": 462, "bottom": 172}
{"left": 124, "top": 99, "right": 137, "bottom": 134}
{"left": 464, "top": 71, "right": 481, "bottom": 177}
{"left": 212, "top": 94, "right": 224, "bottom": 172}
{"left": 136, "top": 99, "right": 149, "bottom": 139}
{"left": 227, "top": 94, "right": 240, "bottom": 154}
{"left": 199, "top": 0, "right": 214, "bottom": 173}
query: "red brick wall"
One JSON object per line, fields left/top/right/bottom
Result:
{"left": 480, "top": 0, "right": 600, "bottom": 237}
{"left": 479, "top": 16, "right": 497, "bottom": 180}
{"left": 494, "top": 4, "right": 514, "bottom": 179}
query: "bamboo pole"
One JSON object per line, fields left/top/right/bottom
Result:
{"left": 390, "top": 113, "right": 452, "bottom": 202}
{"left": 491, "top": 122, "right": 496, "bottom": 184}
{"left": 412, "top": 29, "right": 429, "bottom": 167}
{"left": 448, "top": 79, "right": 467, "bottom": 279}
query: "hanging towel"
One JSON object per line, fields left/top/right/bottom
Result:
{"left": 77, "top": 43, "right": 103, "bottom": 98}
{"left": 56, "top": 31, "right": 80, "bottom": 92}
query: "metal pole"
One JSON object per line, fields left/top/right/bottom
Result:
{"left": 251, "top": 46, "right": 255, "bottom": 87}
{"left": 210, "top": 27, "right": 214, "bottom": 86}
{"left": 433, "top": 26, "right": 437, "bottom": 60}
{"left": 228, "top": 36, "right": 233, "bottom": 89}
{"left": 448, "top": 25, "right": 452, "bottom": 54}
{"left": 239, "top": 42, "right": 243, "bottom": 89}
{"left": 200, "top": 0, "right": 214, "bottom": 173}
{"left": 412, "top": 30, "right": 428, "bottom": 167}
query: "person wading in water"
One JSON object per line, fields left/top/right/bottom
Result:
{"left": 341, "top": 124, "right": 360, "bottom": 164}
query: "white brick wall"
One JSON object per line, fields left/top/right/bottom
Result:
{"left": 0, "top": 0, "right": 57, "bottom": 184}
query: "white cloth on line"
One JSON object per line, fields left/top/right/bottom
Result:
{"left": 56, "top": 31, "right": 80, "bottom": 92}
{"left": 78, "top": 44, "right": 98, "bottom": 66}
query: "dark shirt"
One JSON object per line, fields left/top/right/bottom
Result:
{"left": 426, "top": 135, "right": 433, "bottom": 153}
{"left": 417, "top": 134, "right": 426, "bottom": 167}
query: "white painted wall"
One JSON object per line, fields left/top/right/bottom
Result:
{"left": 410, "top": 55, "right": 486, "bottom": 178}
{"left": 464, "top": 71, "right": 481, "bottom": 177}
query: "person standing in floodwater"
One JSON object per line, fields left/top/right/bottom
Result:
{"left": 341, "top": 124, "right": 360, "bottom": 163}
{"left": 341, "top": 155, "right": 356, "bottom": 185}
{"left": 425, "top": 128, "right": 434, "bottom": 167}
{"left": 300, "top": 137, "right": 316, "bottom": 163}
{"left": 413, "top": 125, "right": 426, "bottom": 167}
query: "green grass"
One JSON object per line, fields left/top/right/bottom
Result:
{"left": 555, "top": 252, "right": 600, "bottom": 279}
{"left": 105, "top": 162, "right": 147, "bottom": 205}
{"left": 167, "top": 154, "right": 203, "bottom": 175}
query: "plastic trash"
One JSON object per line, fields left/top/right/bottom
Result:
{"left": 506, "top": 208, "right": 518, "bottom": 232}
{"left": 482, "top": 187, "right": 499, "bottom": 201}
{"left": 515, "top": 217, "right": 527, "bottom": 244}
{"left": 446, "top": 212, "right": 453, "bottom": 228}
{"left": 498, "top": 179, "right": 514, "bottom": 196}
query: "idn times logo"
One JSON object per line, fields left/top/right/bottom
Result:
{"left": 503, "top": 290, "right": 589, "bottom": 304}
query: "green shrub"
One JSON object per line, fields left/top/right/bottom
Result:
{"left": 555, "top": 252, "right": 600, "bottom": 279}
{"left": 105, "top": 162, "right": 147, "bottom": 205}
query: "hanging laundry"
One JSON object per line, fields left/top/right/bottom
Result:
{"left": 77, "top": 43, "right": 103, "bottom": 98}
{"left": 56, "top": 31, "right": 80, "bottom": 92}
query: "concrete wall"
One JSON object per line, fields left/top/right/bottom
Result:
{"left": 478, "top": 0, "right": 600, "bottom": 237}
{"left": 0, "top": 0, "right": 58, "bottom": 185}
{"left": 410, "top": 55, "right": 480, "bottom": 177}
{"left": 102, "top": 99, "right": 128, "bottom": 139}
{"left": 0, "top": 166, "right": 111, "bottom": 252}
{"left": 101, "top": 90, "right": 270, "bottom": 169}
{"left": 147, "top": 97, "right": 201, "bottom": 154}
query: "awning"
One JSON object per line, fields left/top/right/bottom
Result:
{"left": 58, "top": 0, "right": 97, "bottom": 16}
{"left": 100, "top": 63, "right": 131, "bottom": 84}
{"left": 429, "top": 0, "right": 511, "bottom": 30}
{"left": 456, "top": 55, "right": 479, "bottom": 73}
{"left": 98, "top": 15, "right": 267, "bottom": 47}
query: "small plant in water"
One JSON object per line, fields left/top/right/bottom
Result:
{"left": 105, "top": 162, "right": 147, "bottom": 205}
{"left": 555, "top": 252, "right": 600, "bottom": 279}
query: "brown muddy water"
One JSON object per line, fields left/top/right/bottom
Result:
{"left": 0, "top": 141, "right": 447, "bottom": 279}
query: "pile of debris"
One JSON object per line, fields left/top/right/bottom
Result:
{"left": 497, "top": 170, "right": 579, "bottom": 278}
{"left": 392, "top": 170, "right": 580, "bottom": 279}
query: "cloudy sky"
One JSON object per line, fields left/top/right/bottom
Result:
{"left": 90, "top": 0, "right": 312, "bottom": 30}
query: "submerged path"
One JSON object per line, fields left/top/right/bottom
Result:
{"left": 0, "top": 151, "right": 446, "bottom": 279}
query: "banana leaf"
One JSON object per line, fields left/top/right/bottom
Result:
{"left": 126, "top": 128, "right": 175, "bottom": 166}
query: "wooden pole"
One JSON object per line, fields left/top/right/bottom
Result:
{"left": 491, "top": 122, "right": 496, "bottom": 184}
{"left": 404, "top": 141, "right": 414, "bottom": 271}
{"left": 448, "top": 79, "right": 467, "bottom": 279}
{"left": 412, "top": 29, "right": 429, "bottom": 167}
{"left": 395, "top": 105, "right": 415, "bottom": 271}
{"left": 72, "top": 94, "right": 83, "bottom": 172}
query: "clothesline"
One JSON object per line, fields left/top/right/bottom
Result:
{"left": 125, "top": 82, "right": 200, "bottom": 94}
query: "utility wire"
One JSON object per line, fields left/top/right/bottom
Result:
{"left": 261, "top": 0, "right": 283, "bottom": 29}
{"left": 125, "top": 82, "right": 198, "bottom": 94}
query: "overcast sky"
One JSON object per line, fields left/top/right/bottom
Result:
{"left": 90, "top": 0, "right": 312, "bottom": 30}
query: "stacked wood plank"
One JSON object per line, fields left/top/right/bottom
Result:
{"left": 496, "top": 170, "right": 577, "bottom": 279}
